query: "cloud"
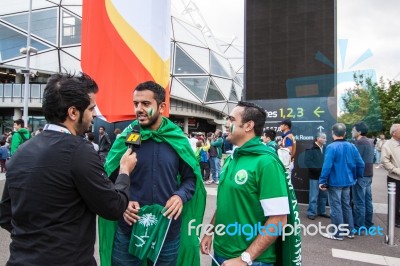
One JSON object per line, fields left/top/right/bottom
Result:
{"left": 195, "top": 0, "right": 399, "bottom": 80}
{"left": 338, "top": 0, "right": 400, "bottom": 79}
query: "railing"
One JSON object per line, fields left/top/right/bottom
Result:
{"left": 0, "top": 83, "right": 45, "bottom": 105}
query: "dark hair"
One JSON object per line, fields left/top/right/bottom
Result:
{"left": 87, "top": 132, "right": 95, "bottom": 142}
{"left": 332, "top": 123, "right": 346, "bottom": 137}
{"left": 196, "top": 140, "right": 203, "bottom": 147}
{"left": 13, "top": 118, "right": 24, "bottom": 128}
{"left": 353, "top": 121, "right": 368, "bottom": 136}
{"left": 237, "top": 101, "right": 266, "bottom": 136}
{"left": 263, "top": 129, "right": 276, "bottom": 141}
{"left": 134, "top": 81, "right": 165, "bottom": 105}
{"left": 99, "top": 126, "right": 105, "bottom": 130}
{"left": 279, "top": 119, "right": 292, "bottom": 128}
{"left": 42, "top": 72, "right": 98, "bottom": 124}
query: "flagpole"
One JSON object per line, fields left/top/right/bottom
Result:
{"left": 22, "top": 0, "right": 33, "bottom": 128}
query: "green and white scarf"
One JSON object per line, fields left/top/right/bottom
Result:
{"left": 227, "top": 137, "right": 302, "bottom": 266}
{"left": 99, "top": 117, "right": 207, "bottom": 266}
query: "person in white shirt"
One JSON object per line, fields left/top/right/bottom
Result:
{"left": 189, "top": 132, "right": 198, "bottom": 152}
{"left": 87, "top": 132, "right": 99, "bottom": 152}
{"left": 381, "top": 124, "right": 400, "bottom": 227}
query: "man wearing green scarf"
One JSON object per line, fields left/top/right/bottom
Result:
{"left": 99, "top": 81, "right": 206, "bottom": 266}
{"left": 200, "top": 101, "right": 301, "bottom": 266}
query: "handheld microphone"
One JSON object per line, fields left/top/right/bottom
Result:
{"left": 125, "top": 125, "right": 141, "bottom": 153}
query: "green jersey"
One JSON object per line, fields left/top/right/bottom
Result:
{"left": 214, "top": 137, "right": 289, "bottom": 263}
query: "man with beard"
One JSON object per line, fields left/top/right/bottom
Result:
{"left": 101, "top": 81, "right": 205, "bottom": 266}
{"left": 200, "top": 101, "right": 301, "bottom": 266}
{"left": 0, "top": 73, "right": 137, "bottom": 266}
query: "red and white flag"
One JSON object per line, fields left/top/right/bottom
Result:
{"left": 81, "top": 0, "right": 171, "bottom": 122}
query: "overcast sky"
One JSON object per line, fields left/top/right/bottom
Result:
{"left": 194, "top": 0, "right": 400, "bottom": 81}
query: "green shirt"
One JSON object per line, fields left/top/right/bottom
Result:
{"left": 10, "top": 128, "right": 31, "bottom": 156}
{"left": 214, "top": 137, "right": 289, "bottom": 263}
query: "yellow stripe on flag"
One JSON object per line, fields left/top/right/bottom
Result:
{"left": 105, "top": 0, "right": 170, "bottom": 88}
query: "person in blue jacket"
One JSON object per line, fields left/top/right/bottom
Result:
{"left": 319, "top": 123, "right": 365, "bottom": 241}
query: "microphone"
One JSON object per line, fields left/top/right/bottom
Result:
{"left": 125, "top": 125, "right": 141, "bottom": 152}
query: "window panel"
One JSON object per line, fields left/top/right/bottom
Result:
{"left": 178, "top": 77, "right": 208, "bottom": 101}
{"left": 2, "top": 9, "right": 57, "bottom": 44}
{"left": 205, "top": 79, "right": 224, "bottom": 102}
{"left": 62, "top": 10, "right": 81, "bottom": 45}
{"left": 174, "top": 46, "right": 205, "bottom": 74}
{"left": 0, "top": 24, "right": 50, "bottom": 61}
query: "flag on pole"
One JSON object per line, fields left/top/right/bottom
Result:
{"left": 81, "top": 0, "right": 171, "bottom": 122}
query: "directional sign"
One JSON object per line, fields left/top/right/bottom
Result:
{"left": 252, "top": 97, "right": 337, "bottom": 204}
{"left": 252, "top": 96, "right": 337, "bottom": 140}
{"left": 313, "top": 106, "right": 325, "bottom": 117}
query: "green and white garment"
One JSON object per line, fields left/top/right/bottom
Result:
{"left": 215, "top": 137, "right": 301, "bottom": 265}
{"left": 98, "top": 117, "right": 207, "bottom": 266}
{"left": 128, "top": 204, "right": 172, "bottom": 263}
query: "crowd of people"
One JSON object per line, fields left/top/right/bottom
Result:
{"left": 0, "top": 71, "right": 399, "bottom": 265}
{"left": 260, "top": 119, "right": 399, "bottom": 242}
{"left": 187, "top": 129, "right": 227, "bottom": 185}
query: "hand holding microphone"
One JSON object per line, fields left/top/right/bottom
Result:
{"left": 119, "top": 125, "right": 141, "bottom": 175}
{"left": 125, "top": 125, "right": 141, "bottom": 153}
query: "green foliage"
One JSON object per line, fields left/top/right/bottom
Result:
{"left": 338, "top": 72, "right": 396, "bottom": 136}
{"left": 378, "top": 80, "right": 400, "bottom": 132}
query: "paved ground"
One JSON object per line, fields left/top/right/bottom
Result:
{"left": 1, "top": 166, "right": 399, "bottom": 265}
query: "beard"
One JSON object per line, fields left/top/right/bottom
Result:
{"left": 137, "top": 109, "right": 160, "bottom": 128}
{"left": 76, "top": 115, "right": 92, "bottom": 136}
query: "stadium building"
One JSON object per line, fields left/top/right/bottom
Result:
{"left": 0, "top": 0, "right": 243, "bottom": 135}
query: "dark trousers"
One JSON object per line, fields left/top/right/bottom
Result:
{"left": 0, "top": 159, "right": 6, "bottom": 172}
{"left": 200, "top": 161, "right": 210, "bottom": 181}
{"left": 98, "top": 151, "right": 108, "bottom": 165}
{"left": 200, "top": 161, "right": 210, "bottom": 180}
{"left": 388, "top": 176, "right": 400, "bottom": 224}
{"left": 112, "top": 227, "right": 179, "bottom": 266}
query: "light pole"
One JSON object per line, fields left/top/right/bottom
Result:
{"left": 21, "top": 0, "right": 34, "bottom": 128}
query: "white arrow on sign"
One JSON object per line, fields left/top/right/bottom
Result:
{"left": 317, "top": 126, "right": 324, "bottom": 132}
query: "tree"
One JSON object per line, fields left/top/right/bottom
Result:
{"left": 339, "top": 73, "right": 400, "bottom": 136}
{"left": 339, "top": 73, "right": 382, "bottom": 135}
{"left": 378, "top": 80, "right": 400, "bottom": 132}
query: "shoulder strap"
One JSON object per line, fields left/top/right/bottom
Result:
{"left": 287, "top": 133, "right": 296, "bottom": 143}
{"left": 282, "top": 133, "right": 296, "bottom": 157}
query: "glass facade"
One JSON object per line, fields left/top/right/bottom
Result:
{"left": 61, "top": 10, "right": 81, "bottom": 46}
{"left": 0, "top": 24, "right": 50, "bottom": 61}
{"left": 2, "top": 8, "right": 58, "bottom": 45}
{"left": 0, "top": 1, "right": 244, "bottom": 116}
